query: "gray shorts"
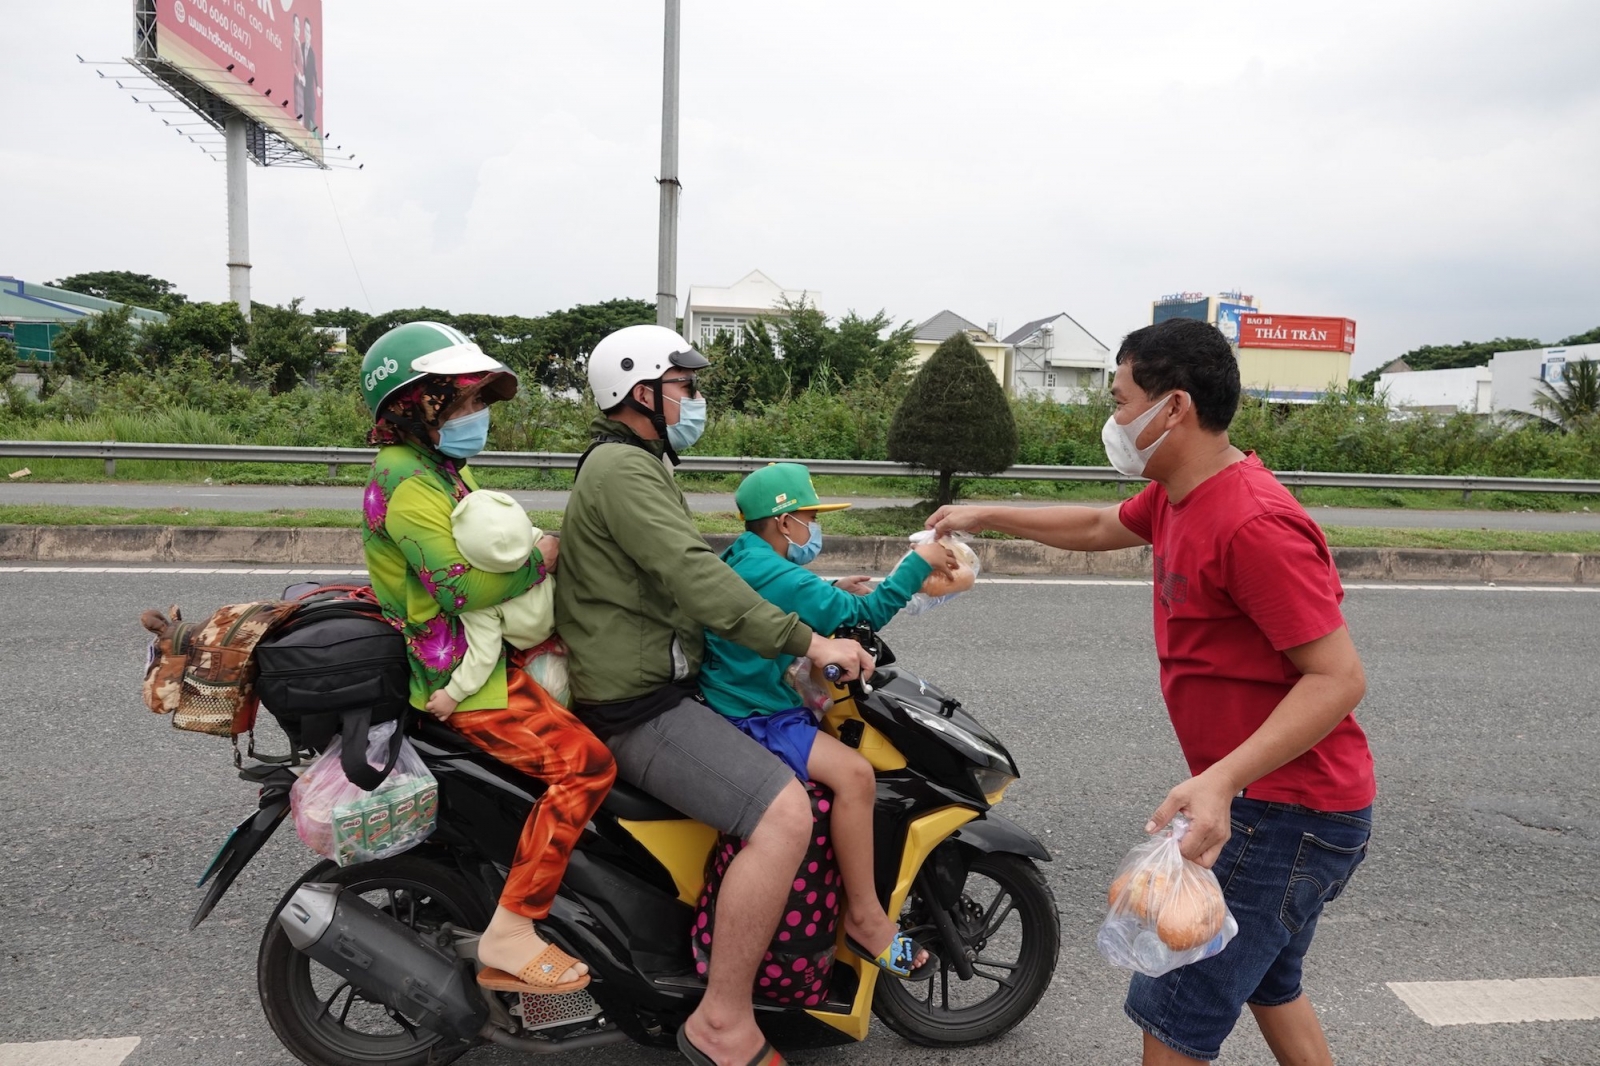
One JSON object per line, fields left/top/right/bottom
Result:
{"left": 605, "top": 697, "right": 793, "bottom": 840}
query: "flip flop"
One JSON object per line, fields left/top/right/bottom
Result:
{"left": 675, "top": 1026, "right": 784, "bottom": 1066}
{"left": 846, "top": 932, "right": 941, "bottom": 982}
{"left": 476, "top": 941, "right": 591, "bottom": 995}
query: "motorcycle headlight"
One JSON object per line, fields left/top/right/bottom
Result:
{"left": 972, "top": 767, "right": 1018, "bottom": 804}
{"left": 897, "top": 702, "right": 1008, "bottom": 761}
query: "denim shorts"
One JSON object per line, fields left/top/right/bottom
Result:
{"left": 1125, "top": 797, "right": 1372, "bottom": 1062}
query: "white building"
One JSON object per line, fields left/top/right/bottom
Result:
{"left": 1378, "top": 365, "right": 1492, "bottom": 414}
{"left": 1004, "top": 313, "right": 1111, "bottom": 402}
{"left": 1490, "top": 342, "right": 1600, "bottom": 418}
{"left": 683, "top": 270, "right": 820, "bottom": 349}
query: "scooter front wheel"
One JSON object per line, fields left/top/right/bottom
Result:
{"left": 872, "top": 852, "right": 1060, "bottom": 1047}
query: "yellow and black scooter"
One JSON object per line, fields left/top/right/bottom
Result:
{"left": 226, "top": 624, "right": 1060, "bottom": 1065}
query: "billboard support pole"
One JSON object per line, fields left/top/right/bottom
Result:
{"left": 655, "top": 0, "right": 680, "bottom": 330}
{"left": 224, "top": 113, "right": 252, "bottom": 322}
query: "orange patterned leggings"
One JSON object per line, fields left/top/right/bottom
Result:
{"left": 446, "top": 655, "right": 616, "bottom": 919}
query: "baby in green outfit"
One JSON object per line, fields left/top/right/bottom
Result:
{"left": 424, "top": 489, "right": 563, "bottom": 717}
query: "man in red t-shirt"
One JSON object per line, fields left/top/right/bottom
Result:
{"left": 930, "top": 318, "right": 1374, "bottom": 1065}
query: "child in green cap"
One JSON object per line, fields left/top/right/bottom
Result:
{"left": 699, "top": 462, "right": 956, "bottom": 980}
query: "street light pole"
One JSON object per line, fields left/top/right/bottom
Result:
{"left": 655, "top": 0, "right": 681, "bottom": 330}
{"left": 224, "top": 113, "right": 252, "bottom": 322}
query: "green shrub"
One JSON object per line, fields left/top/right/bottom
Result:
{"left": 887, "top": 333, "right": 1019, "bottom": 504}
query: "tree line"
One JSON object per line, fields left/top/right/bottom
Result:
{"left": 31, "top": 270, "right": 660, "bottom": 396}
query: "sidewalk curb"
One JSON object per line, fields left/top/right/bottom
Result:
{"left": 3, "top": 525, "right": 1598, "bottom": 584}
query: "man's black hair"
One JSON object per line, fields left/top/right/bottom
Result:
{"left": 1115, "top": 318, "right": 1241, "bottom": 432}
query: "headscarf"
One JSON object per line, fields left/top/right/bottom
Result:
{"left": 367, "top": 371, "right": 499, "bottom": 448}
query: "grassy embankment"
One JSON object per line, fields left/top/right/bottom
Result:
{"left": 2, "top": 458, "right": 1595, "bottom": 515}
{"left": 3, "top": 503, "right": 1597, "bottom": 555}
{"left": 5, "top": 380, "right": 1598, "bottom": 514}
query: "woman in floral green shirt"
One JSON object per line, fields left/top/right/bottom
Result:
{"left": 359, "top": 321, "right": 615, "bottom": 995}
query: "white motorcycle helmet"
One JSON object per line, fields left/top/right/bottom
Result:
{"left": 588, "top": 324, "right": 708, "bottom": 411}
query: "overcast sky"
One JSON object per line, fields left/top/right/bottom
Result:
{"left": 5, "top": 1, "right": 1597, "bottom": 373}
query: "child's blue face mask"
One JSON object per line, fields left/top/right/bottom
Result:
{"left": 782, "top": 515, "right": 822, "bottom": 566}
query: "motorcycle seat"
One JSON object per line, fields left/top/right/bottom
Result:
{"left": 601, "top": 780, "right": 689, "bottom": 822}
{"left": 412, "top": 718, "right": 688, "bottom": 820}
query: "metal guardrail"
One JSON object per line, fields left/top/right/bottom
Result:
{"left": 2, "top": 440, "right": 1598, "bottom": 498}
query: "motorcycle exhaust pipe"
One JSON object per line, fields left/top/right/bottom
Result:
{"left": 277, "top": 882, "right": 488, "bottom": 1041}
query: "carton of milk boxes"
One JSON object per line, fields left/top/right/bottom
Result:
{"left": 331, "top": 777, "right": 438, "bottom": 866}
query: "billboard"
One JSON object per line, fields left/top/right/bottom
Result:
{"left": 1214, "top": 301, "right": 1252, "bottom": 344}
{"left": 1152, "top": 298, "right": 1209, "bottom": 325}
{"left": 1238, "top": 314, "right": 1356, "bottom": 353}
{"left": 152, "top": 0, "right": 324, "bottom": 163}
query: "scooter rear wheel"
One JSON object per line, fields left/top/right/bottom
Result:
{"left": 872, "top": 853, "right": 1060, "bottom": 1047}
{"left": 257, "top": 854, "right": 491, "bottom": 1066}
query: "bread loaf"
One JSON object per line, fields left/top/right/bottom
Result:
{"left": 1154, "top": 875, "right": 1226, "bottom": 950}
{"left": 920, "top": 538, "right": 979, "bottom": 596}
{"left": 1107, "top": 867, "right": 1172, "bottom": 920}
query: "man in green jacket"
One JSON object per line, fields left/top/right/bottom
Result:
{"left": 555, "top": 325, "right": 874, "bottom": 1066}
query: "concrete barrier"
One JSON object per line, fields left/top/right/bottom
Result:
{"left": 0, "top": 524, "right": 1595, "bottom": 584}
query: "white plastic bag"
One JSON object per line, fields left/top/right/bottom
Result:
{"left": 784, "top": 656, "right": 835, "bottom": 715}
{"left": 524, "top": 637, "right": 571, "bottom": 708}
{"left": 290, "top": 722, "right": 438, "bottom": 866}
{"left": 902, "top": 530, "right": 981, "bottom": 616}
{"left": 1097, "top": 815, "right": 1238, "bottom": 978}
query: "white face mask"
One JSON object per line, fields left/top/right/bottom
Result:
{"left": 1102, "top": 392, "right": 1176, "bottom": 478}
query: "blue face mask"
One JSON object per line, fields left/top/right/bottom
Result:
{"left": 782, "top": 516, "right": 823, "bottom": 566}
{"left": 437, "top": 406, "right": 490, "bottom": 459}
{"left": 666, "top": 396, "right": 707, "bottom": 453}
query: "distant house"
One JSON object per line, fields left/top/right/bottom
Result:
{"left": 909, "top": 311, "right": 1011, "bottom": 389}
{"left": 683, "top": 270, "right": 820, "bottom": 349}
{"left": 1004, "top": 313, "right": 1111, "bottom": 402}
{"left": 1, "top": 275, "right": 167, "bottom": 362}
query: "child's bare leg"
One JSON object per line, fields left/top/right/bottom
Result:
{"left": 806, "top": 733, "right": 928, "bottom": 969}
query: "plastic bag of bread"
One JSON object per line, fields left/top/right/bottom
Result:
{"left": 902, "top": 530, "right": 980, "bottom": 616}
{"left": 1096, "top": 814, "right": 1237, "bottom": 977}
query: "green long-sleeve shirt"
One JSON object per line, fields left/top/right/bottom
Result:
{"left": 699, "top": 531, "right": 934, "bottom": 719}
{"left": 362, "top": 442, "right": 546, "bottom": 711}
{"left": 554, "top": 419, "right": 814, "bottom": 709}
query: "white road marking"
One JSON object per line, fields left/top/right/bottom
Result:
{"left": 1389, "top": 976, "right": 1600, "bottom": 1026}
{"left": 974, "top": 578, "right": 1600, "bottom": 593}
{"left": 0, "top": 566, "right": 1596, "bottom": 592}
{"left": 0, "top": 566, "right": 369, "bottom": 575}
{"left": 978, "top": 577, "right": 1151, "bottom": 586}
{"left": 0, "top": 1037, "right": 141, "bottom": 1065}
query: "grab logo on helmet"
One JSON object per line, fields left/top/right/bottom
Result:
{"left": 363, "top": 357, "right": 400, "bottom": 393}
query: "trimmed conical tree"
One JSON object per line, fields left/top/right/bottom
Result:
{"left": 887, "top": 331, "right": 1019, "bottom": 505}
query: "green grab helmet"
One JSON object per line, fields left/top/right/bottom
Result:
{"left": 359, "top": 321, "right": 517, "bottom": 417}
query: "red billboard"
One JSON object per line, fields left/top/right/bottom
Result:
{"left": 1237, "top": 315, "right": 1356, "bottom": 353}
{"left": 154, "top": 0, "right": 324, "bottom": 162}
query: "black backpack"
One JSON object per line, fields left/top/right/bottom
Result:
{"left": 255, "top": 586, "right": 412, "bottom": 791}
